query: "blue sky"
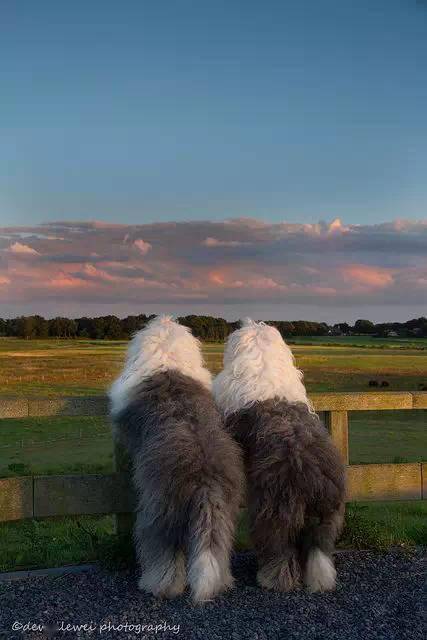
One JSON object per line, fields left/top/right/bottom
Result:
{"left": 1, "top": 0, "right": 426, "bottom": 227}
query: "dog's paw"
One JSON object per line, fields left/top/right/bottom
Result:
{"left": 257, "top": 558, "right": 301, "bottom": 592}
{"left": 304, "top": 549, "right": 336, "bottom": 593}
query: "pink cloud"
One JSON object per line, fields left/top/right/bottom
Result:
{"left": 341, "top": 264, "right": 394, "bottom": 288}
{"left": 327, "top": 218, "right": 351, "bottom": 234}
{"left": 7, "top": 242, "right": 39, "bottom": 255}
{"left": 133, "top": 239, "right": 152, "bottom": 255}
{"left": 1, "top": 217, "right": 425, "bottom": 315}
{"left": 49, "top": 272, "right": 91, "bottom": 289}
{"left": 308, "top": 286, "right": 337, "bottom": 296}
{"left": 202, "top": 237, "right": 250, "bottom": 247}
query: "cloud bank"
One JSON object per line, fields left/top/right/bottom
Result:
{"left": 0, "top": 218, "right": 426, "bottom": 321}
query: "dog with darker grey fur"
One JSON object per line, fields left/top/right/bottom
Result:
{"left": 213, "top": 319, "right": 346, "bottom": 593}
{"left": 109, "top": 316, "right": 244, "bottom": 602}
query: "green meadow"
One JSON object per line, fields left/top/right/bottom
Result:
{"left": 1, "top": 336, "right": 426, "bottom": 396}
{"left": 0, "top": 337, "right": 426, "bottom": 570}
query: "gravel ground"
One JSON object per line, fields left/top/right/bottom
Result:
{"left": 0, "top": 550, "right": 424, "bottom": 640}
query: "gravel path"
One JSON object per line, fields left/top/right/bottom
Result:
{"left": 0, "top": 550, "right": 423, "bottom": 640}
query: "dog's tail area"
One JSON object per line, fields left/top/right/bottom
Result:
{"left": 302, "top": 504, "right": 345, "bottom": 592}
{"left": 186, "top": 487, "right": 234, "bottom": 603}
{"left": 254, "top": 498, "right": 306, "bottom": 592}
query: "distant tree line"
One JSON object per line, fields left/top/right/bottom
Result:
{"left": 0, "top": 315, "right": 426, "bottom": 341}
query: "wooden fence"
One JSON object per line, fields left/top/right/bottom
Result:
{"left": 0, "top": 392, "right": 426, "bottom": 526}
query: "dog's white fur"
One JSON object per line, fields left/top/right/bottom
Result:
{"left": 304, "top": 549, "right": 337, "bottom": 592}
{"left": 188, "top": 550, "right": 223, "bottom": 602}
{"left": 109, "top": 315, "right": 212, "bottom": 417}
{"left": 213, "top": 318, "right": 313, "bottom": 417}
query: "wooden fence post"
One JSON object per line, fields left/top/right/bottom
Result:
{"left": 323, "top": 410, "right": 349, "bottom": 464}
{"left": 113, "top": 442, "right": 134, "bottom": 536}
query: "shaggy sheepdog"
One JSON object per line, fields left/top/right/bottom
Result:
{"left": 213, "top": 319, "right": 346, "bottom": 593}
{"left": 109, "top": 316, "right": 244, "bottom": 602}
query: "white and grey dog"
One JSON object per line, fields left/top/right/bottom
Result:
{"left": 109, "top": 316, "right": 244, "bottom": 602}
{"left": 213, "top": 319, "right": 346, "bottom": 593}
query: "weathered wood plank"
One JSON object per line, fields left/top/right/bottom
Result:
{"left": 2, "top": 392, "right": 427, "bottom": 418}
{"left": 324, "top": 411, "right": 349, "bottom": 464}
{"left": 0, "top": 398, "right": 28, "bottom": 419}
{"left": 0, "top": 477, "right": 33, "bottom": 521}
{"left": 28, "top": 396, "right": 109, "bottom": 417}
{"left": 347, "top": 463, "right": 422, "bottom": 501}
{"left": 113, "top": 440, "right": 134, "bottom": 535}
{"left": 311, "top": 392, "right": 414, "bottom": 412}
{"left": 422, "top": 463, "right": 426, "bottom": 500}
{"left": 1, "top": 462, "right": 425, "bottom": 522}
{"left": 412, "top": 392, "right": 427, "bottom": 409}
{"left": 33, "top": 473, "right": 135, "bottom": 518}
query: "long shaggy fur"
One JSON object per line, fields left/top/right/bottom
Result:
{"left": 214, "top": 318, "right": 313, "bottom": 418}
{"left": 213, "top": 319, "right": 346, "bottom": 593}
{"left": 109, "top": 315, "right": 212, "bottom": 418}
{"left": 109, "top": 316, "right": 244, "bottom": 602}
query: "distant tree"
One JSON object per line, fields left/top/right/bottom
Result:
{"left": 332, "top": 323, "right": 350, "bottom": 335}
{"left": 178, "top": 315, "right": 232, "bottom": 341}
{"left": 268, "top": 321, "right": 295, "bottom": 337}
{"left": 92, "top": 317, "right": 106, "bottom": 340}
{"left": 1, "top": 313, "right": 425, "bottom": 341}
{"left": 17, "top": 316, "right": 37, "bottom": 339}
{"left": 291, "top": 321, "right": 329, "bottom": 336}
{"left": 102, "top": 315, "right": 123, "bottom": 340}
{"left": 121, "top": 314, "right": 150, "bottom": 338}
{"left": 338, "top": 323, "right": 350, "bottom": 333}
{"left": 33, "top": 315, "right": 49, "bottom": 338}
{"left": 5, "top": 318, "right": 20, "bottom": 336}
{"left": 405, "top": 317, "right": 427, "bottom": 337}
{"left": 49, "top": 317, "right": 77, "bottom": 338}
{"left": 75, "top": 317, "right": 96, "bottom": 339}
{"left": 354, "top": 319, "right": 375, "bottom": 334}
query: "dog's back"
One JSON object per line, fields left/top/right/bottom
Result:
{"left": 226, "top": 398, "right": 345, "bottom": 591}
{"left": 114, "top": 370, "right": 243, "bottom": 601}
{"left": 116, "top": 370, "right": 242, "bottom": 543}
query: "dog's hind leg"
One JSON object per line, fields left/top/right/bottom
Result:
{"left": 134, "top": 516, "right": 186, "bottom": 599}
{"left": 138, "top": 547, "right": 186, "bottom": 599}
{"left": 254, "top": 516, "right": 302, "bottom": 592}
{"left": 302, "top": 503, "right": 345, "bottom": 593}
{"left": 256, "top": 544, "right": 302, "bottom": 592}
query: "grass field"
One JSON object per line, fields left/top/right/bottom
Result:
{"left": 288, "top": 335, "right": 427, "bottom": 349}
{"left": 0, "top": 336, "right": 425, "bottom": 570}
{"left": 1, "top": 337, "right": 426, "bottom": 396}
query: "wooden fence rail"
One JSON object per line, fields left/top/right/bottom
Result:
{"left": 0, "top": 392, "right": 426, "bottom": 524}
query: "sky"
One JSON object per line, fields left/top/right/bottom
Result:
{"left": 1, "top": 1, "right": 426, "bottom": 321}
{"left": 1, "top": 218, "right": 426, "bottom": 322}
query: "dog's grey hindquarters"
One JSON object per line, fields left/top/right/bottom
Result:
{"left": 113, "top": 371, "right": 244, "bottom": 602}
{"left": 227, "top": 400, "right": 346, "bottom": 592}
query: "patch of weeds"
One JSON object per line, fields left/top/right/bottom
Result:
{"left": 96, "top": 532, "right": 136, "bottom": 570}
{"left": 392, "top": 456, "right": 408, "bottom": 464}
{"left": 7, "top": 463, "right": 32, "bottom": 475}
{"left": 340, "top": 503, "right": 413, "bottom": 551}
